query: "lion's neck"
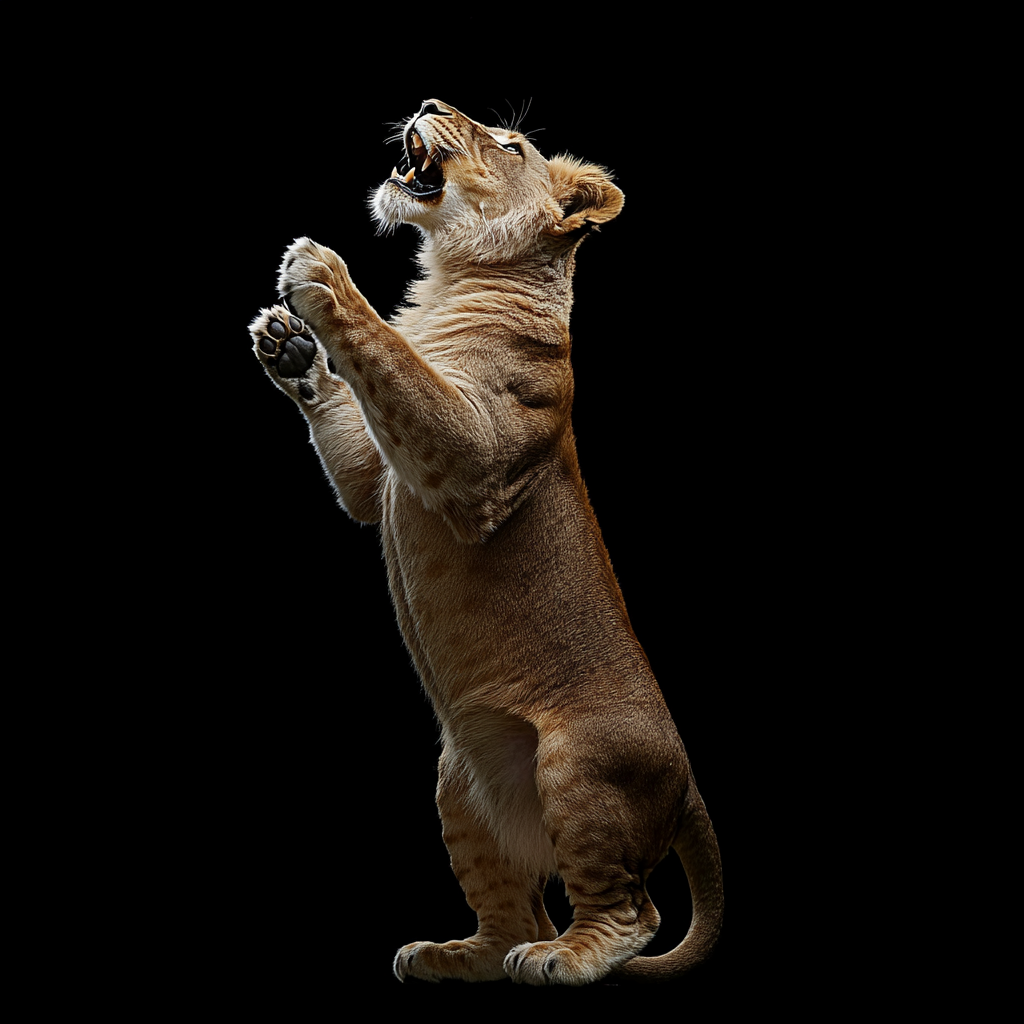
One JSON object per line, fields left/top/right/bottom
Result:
{"left": 391, "top": 241, "right": 578, "bottom": 346}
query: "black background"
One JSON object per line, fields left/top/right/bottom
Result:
{"left": 159, "top": 82, "right": 799, "bottom": 1010}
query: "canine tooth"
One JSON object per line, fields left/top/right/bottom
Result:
{"left": 403, "top": 168, "right": 416, "bottom": 182}
{"left": 412, "top": 132, "right": 424, "bottom": 152}
{"left": 421, "top": 153, "right": 433, "bottom": 171}
{"left": 391, "top": 166, "right": 399, "bottom": 179}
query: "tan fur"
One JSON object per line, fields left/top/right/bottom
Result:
{"left": 249, "top": 100, "right": 722, "bottom": 985}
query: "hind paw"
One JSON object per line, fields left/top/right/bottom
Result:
{"left": 394, "top": 939, "right": 510, "bottom": 983}
{"left": 504, "top": 940, "right": 616, "bottom": 986}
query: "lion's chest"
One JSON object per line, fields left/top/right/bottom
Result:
{"left": 378, "top": 478, "right": 511, "bottom": 679}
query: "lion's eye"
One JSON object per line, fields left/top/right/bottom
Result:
{"left": 501, "top": 142, "right": 523, "bottom": 155}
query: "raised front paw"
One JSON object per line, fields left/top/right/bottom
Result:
{"left": 250, "top": 304, "right": 333, "bottom": 402}
{"left": 252, "top": 307, "right": 316, "bottom": 377}
{"left": 276, "top": 237, "right": 354, "bottom": 330}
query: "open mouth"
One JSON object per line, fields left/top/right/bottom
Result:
{"left": 388, "top": 128, "right": 445, "bottom": 199}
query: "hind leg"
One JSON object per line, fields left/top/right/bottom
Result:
{"left": 504, "top": 859, "right": 661, "bottom": 986}
{"left": 503, "top": 731, "right": 675, "bottom": 986}
{"left": 394, "top": 749, "right": 557, "bottom": 983}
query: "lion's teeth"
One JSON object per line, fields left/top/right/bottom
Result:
{"left": 412, "top": 132, "right": 425, "bottom": 152}
{"left": 391, "top": 166, "right": 399, "bottom": 179}
{"left": 403, "top": 168, "right": 416, "bottom": 183}
{"left": 421, "top": 153, "right": 433, "bottom": 172}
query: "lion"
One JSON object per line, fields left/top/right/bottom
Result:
{"left": 249, "top": 100, "right": 722, "bottom": 985}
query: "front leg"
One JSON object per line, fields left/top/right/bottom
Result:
{"left": 277, "top": 238, "right": 507, "bottom": 542}
{"left": 250, "top": 305, "right": 382, "bottom": 523}
{"left": 276, "top": 238, "right": 380, "bottom": 359}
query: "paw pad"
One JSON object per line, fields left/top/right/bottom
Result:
{"left": 252, "top": 308, "right": 318, "bottom": 379}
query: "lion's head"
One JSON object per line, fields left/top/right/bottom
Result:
{"left": 372, "top": 99, "right": 623, "bottom": 264}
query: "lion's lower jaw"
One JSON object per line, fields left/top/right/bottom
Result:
{"left": 371, "top": 179, "right": 441, "bottom": 233}
{"left": 370, "top": 181, "right": 405, "bottom": 231}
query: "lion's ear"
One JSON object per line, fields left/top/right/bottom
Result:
{"left": 547, "top": 156, "right": 625, "bottom": 234}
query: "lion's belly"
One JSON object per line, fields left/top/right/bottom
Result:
{"left": 379, "top": 472, "right": 658, "bottom": 718}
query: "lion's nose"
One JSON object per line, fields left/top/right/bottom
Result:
{"left": 419, "top": 100, "right": 452, "bottom": 117}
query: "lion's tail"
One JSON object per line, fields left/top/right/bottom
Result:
{"left": 612, "top": 782, "right": 723, "bottom": 983}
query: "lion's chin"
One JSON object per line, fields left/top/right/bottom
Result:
{"left": 371, "top": 179, "right": 423, "bottom": 232}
